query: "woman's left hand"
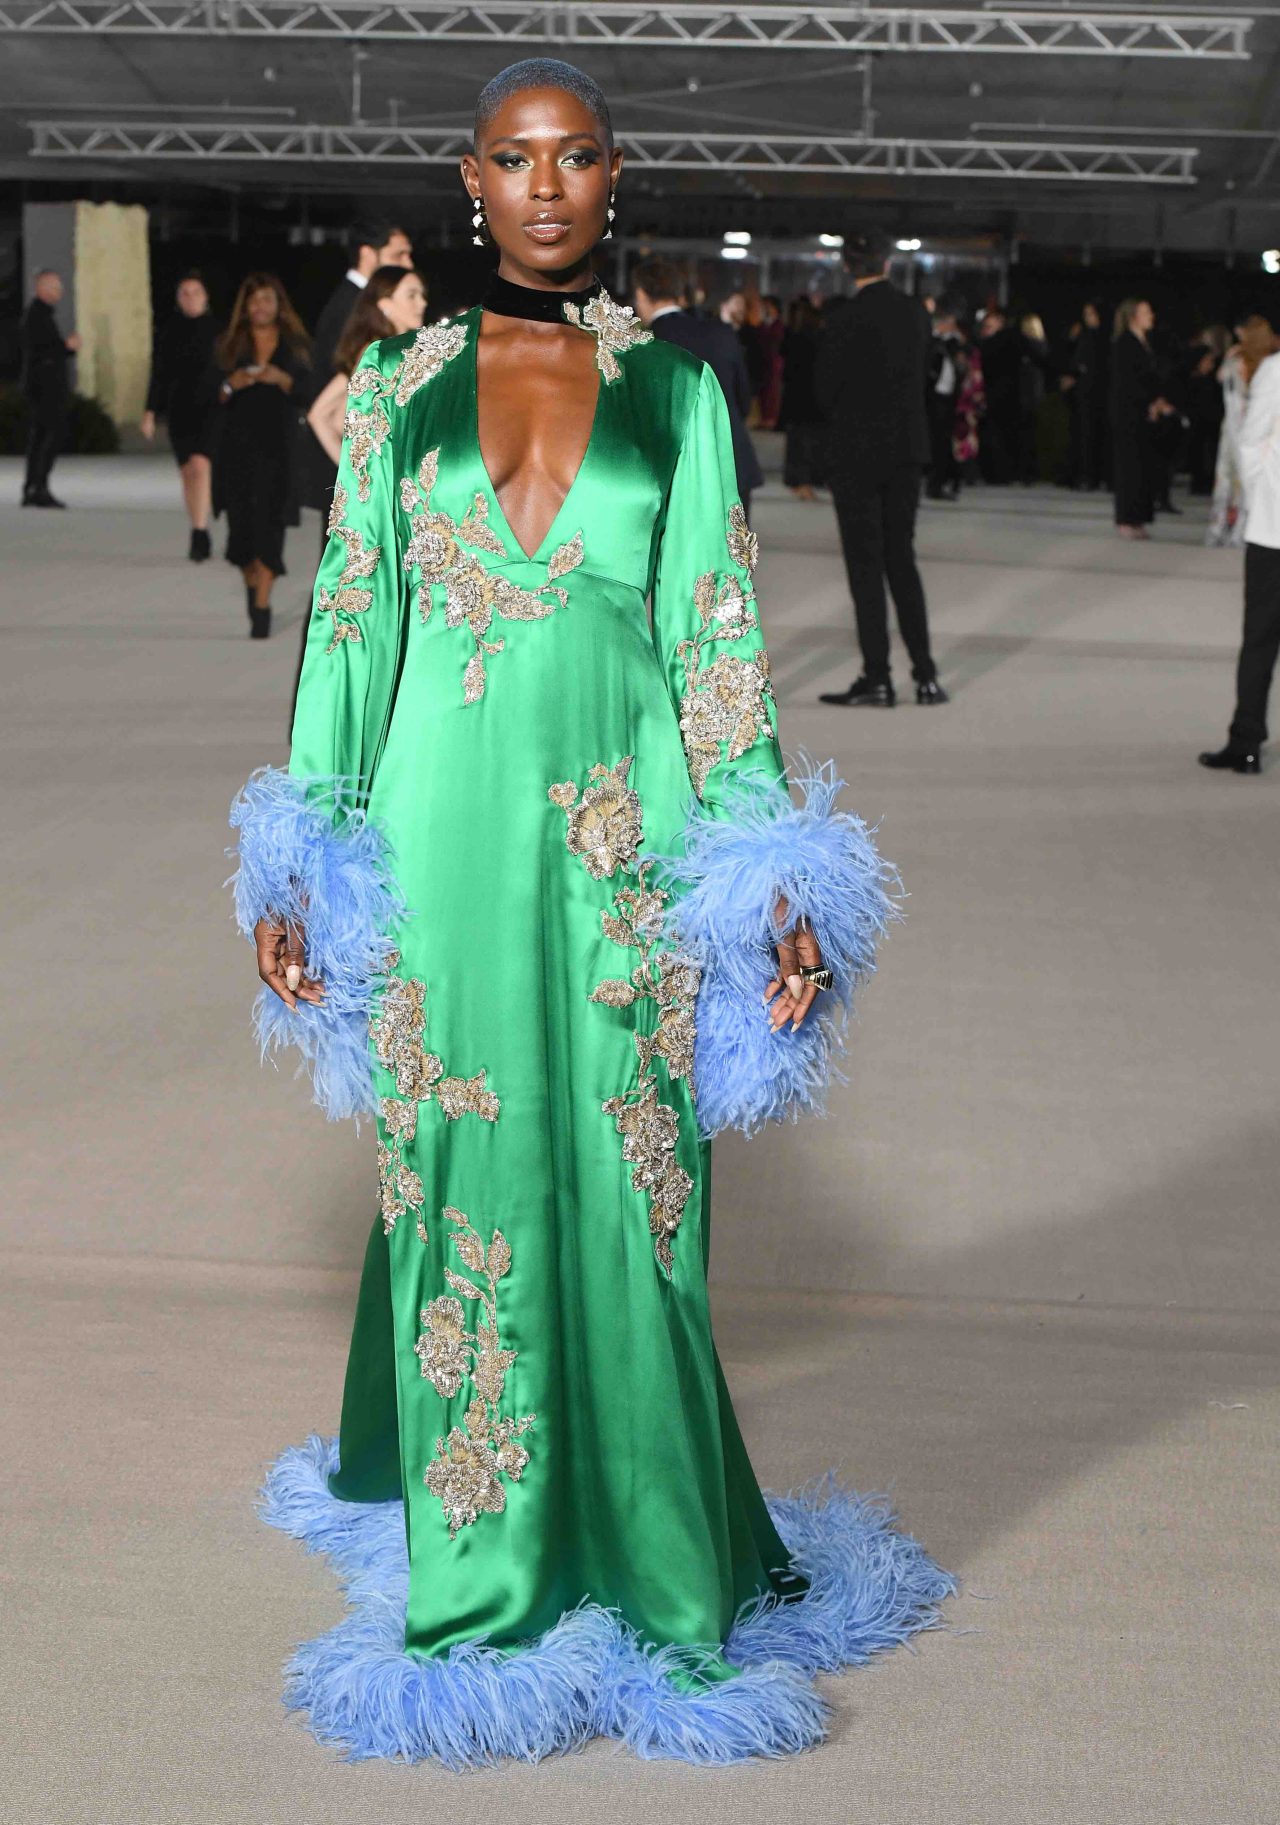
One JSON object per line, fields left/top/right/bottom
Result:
{"left": 763, "top": 895, "right": 826, "bottom": 1033}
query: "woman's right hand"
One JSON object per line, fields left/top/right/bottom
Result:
{"left": 255, "top": 916, "right": 325, "bottom": 1010}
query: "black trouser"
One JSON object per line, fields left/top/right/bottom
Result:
{"left": 1229, "top": 543, "right": 1280, "bottom": 749}
{"left": 23, "top": 397, "right": 68, "bottom": 497}
{"left": 829, "top": 464, "right": 936, "bottom": 685}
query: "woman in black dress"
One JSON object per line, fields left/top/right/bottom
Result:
{"left": 1110, "top": 298, "right": 1173, "bottom": 540}
{"left": 214, "top": 272, "right": 310, "bottom": 638}
{"left": 141, "top": 272, "right": 220, "bottom": 560}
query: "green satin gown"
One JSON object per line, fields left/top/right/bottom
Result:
{"left": 289, "top": 296, "right": 799, "bottom": 1667}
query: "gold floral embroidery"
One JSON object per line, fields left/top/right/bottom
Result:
{"left": 551, "top": 761, "right": 700, "bottom": 1274}
{"left": 420, "top": 1206, "right": 535, "bottom": 1539}
{"left": 548, "top": 756, "right": 642, "bottom": 880}
{"left": 402, "top": 449, "right": 584, "bottom": 704}
{"left": 319, "top": 485, "right": 382, "bottom": 653}
{"left": 677, "top": 507, "right": 777, "bottom": 797}
{"left": 342, "top": 318, "right": 468, "bottom": 501}
{"left": 562, "top": 289, "right": 653, "bottom": 384}
{"left": 370, "top": 953, "right": 500, "bottom": 1236}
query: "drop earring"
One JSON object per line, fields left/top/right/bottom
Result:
{"left": 603, "top": 190, "right": 616, "bottom": 240}
{"left": 470, "top": 193, "right": 491, "bottom": 247}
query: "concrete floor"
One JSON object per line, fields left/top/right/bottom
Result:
{"left": 2, "top": 455, "right": 1276, "bottom": 1824}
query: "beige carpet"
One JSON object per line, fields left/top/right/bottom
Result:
{"left": 1, "top": 455, "right": 1275, "bottom": 1823}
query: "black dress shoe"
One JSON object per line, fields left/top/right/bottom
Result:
{"left": 916, "top": 680, "right": 950, "bottom": 705}
{"left": 819, "top": 676, "right": 896, "bottom": 707}
{"left": 189, "top": 528, "right": 212, "bottom": 562}
{"left": 250, "top": 606, "right": 272, "bottom": 640}
{"left": 33, "top": 489, "right": 66, "bottom": 508}
{"left": 1198, "top": 745, "right": 1260, "bottom": 774}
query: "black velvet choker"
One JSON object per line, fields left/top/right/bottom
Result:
{"left": 482, "top": 272, "right": 602, "bottom": 323}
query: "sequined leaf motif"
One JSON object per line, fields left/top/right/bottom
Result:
{"left": 445, "top": 1268, "right": 486, "bottom": 1302}
{"left": 459, "top": 493, "right": 507, "bottom": 556}
{"left": 423, "top": 1208, "right": 535, "bottom": 1539}
{"left": 590, "top": 980, "right": 639, "bottom": 1007}
{"left": 463, "top": 652, "right": 486, "bottom": 703}
{"left": 547, "top": 531, "right": 584, "bottom": 581}
{"left": 601, "top": 912, "right": 640, "bottom": 947}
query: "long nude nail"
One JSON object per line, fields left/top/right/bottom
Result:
{"left": 285, "top": 963, "right": 302, "bottom": 992}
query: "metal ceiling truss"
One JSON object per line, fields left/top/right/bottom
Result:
{"left": 28, "top": 119, "right": 1200, "bottom": 182}
{"left": 0, "top": 0, "right": 1253, "bottom": 57}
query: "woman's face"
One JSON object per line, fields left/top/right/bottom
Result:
{"left": 378, "top": 272, "right": 427, "bottom": 337}
{"left": 1083, "top": 302, "right": 1100, "bottom": 330}
{"left": 1133, "top": 300, "right": 1155, "bottom": 335}
{"left": 247, "top": 286, "right": 279, "bottom": 328}
{"left": 461, "top": 84, "right": 622, "bottom": 284}
{"left": 177, "top": 279, "right": 208, "bottom": 318}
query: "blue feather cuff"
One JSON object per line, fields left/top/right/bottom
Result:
{"left": 227, "top": 767, "right": 407, "bottom": 1122}
{"left": 647, "top": 758, "right": 899, "bottom": 1140}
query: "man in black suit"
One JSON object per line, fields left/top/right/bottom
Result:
{"left": 20, "top": 269, "right": 79, "bottom": 508}
{"left": 311, "top": 217, "right": 414, "bottom": 393}
{"left": 817, "top": 232, "right": 947, "bottom": 706}
{"left": 632, "top": 256, "right": 764, "bottom": 521}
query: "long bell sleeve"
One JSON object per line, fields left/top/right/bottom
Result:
{"left": 228, "top": 336, "right": 411, "bottom": 1119}
{"left": 647, "top": 362, "right": 898, "bottom": 1139}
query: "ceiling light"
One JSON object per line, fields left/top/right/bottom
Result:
{"left": 818, "top": 233, "right": 844, "bottom": 248}
{"left": 896, "top": 238, "right": 922, "bottom": 252}
{"left": 723, "top": 230, "right": 752, "bottom": 246}
{"left": 1263, "top": 249, "right": 1280, "bottom": 275}
{"left": 720, "top": 246, "right": 749, "bottom": 260}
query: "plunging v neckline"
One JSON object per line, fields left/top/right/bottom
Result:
{"left": 470, "top": 310, "right": 603, "bottom": 565}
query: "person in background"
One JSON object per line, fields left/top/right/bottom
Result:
{"left": 976, "top": 305, "right": 1022, "bottom": 484}
{"left": 925, "top": 300, "right": 964, "bottom": 501}
{"left": 953, "top": 327, "right": 986, "bottom": 482}
{"left": 301, "top": 218, "right": 415, "bottom": 545}
{"left": 756, "top": 293, "right": 785, "bottom": 428}
{"left": 778, "top": 294, "right": 825, "bottom": 501}
{"left": 1199, "top": 315, "right": 1280, "bottom": 774}
{"left": 1207, "top": 315, "right": 1279, "bottom": 548}
{"left": 214, "top": 272, "right": 311, "bottom": 640}
{"left": 1148, "top": 323, "right": 1186, "bottom": 516}
{"left": 632, "top": 256, "right": 764, "bottom": 520}
{"left": 311, "top": 218, "right": 414, "bottom": 392}
{"left": 141, "top": 271, "right": 221, "bottom": 561}
{"left": 1016, "top": 313, "right": 1050, "bottom": 485}
{"left": 816, "top": 229, "right": 947, "bottom": 707}
{"left": 20, "top": 269, "right": 79, "bottom": 509}
{"left": 1110, "top": 298, "right": 1173, "bottom": 541}
{"left": 1184, "top": 326, "right": 1227, "bottom": 500}
{"left": 306, "top": 265, "right": 428, "bottom": 464}
{"left": 1062, "top": 301, "right": 1108, "bottom": 491}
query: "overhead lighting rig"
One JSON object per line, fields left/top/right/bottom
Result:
{"left": 27, "top": 119, "right": 1200, "bottom": 183}
{"left": 0, "top": 0, "right": 1252, "bottom": 57}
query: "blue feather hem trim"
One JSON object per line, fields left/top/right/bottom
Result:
{"left": 259, "top": 1436, "right": 955, "bottom": 1769}
{"left": 644, "top": 756, "right": 901, "bottom": 1140}
{"left": 227, "top": 768, "right": 407, "bottom": 1122}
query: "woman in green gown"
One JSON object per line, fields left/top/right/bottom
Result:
{"left": 230, "top": 59, "right": 952, "bottom": 1767}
